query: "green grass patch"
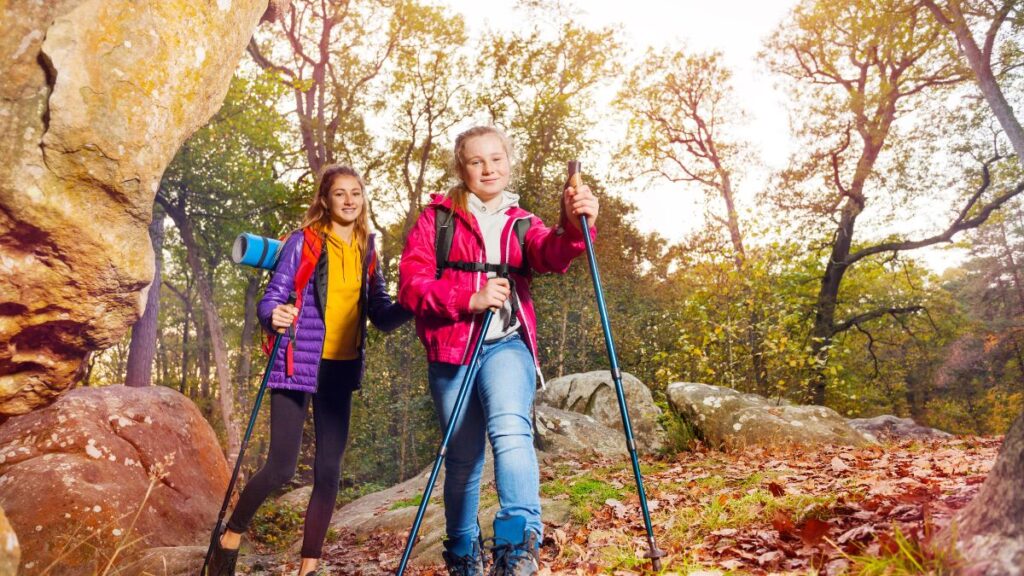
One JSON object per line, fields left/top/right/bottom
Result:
{"left": 667, "top": 488, "right": 839, "bottom": 546}
{"left": 598, "top": 542, "right": 647, "bottom": 571}
{"left": 390, "top": 494, "right": 423, "bottom": 510}
{"left": 844, "top": 525, "right": 962, "bottom": 575}
{"left": 693, "top": 475, "right": 727, "bottom": 490}
{"left": 541, "top": 475, "right": 625, "bottom": 524}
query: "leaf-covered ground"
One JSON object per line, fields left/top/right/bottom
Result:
{"left": 301, "top": 437, "right": 1001, "bottom": 575}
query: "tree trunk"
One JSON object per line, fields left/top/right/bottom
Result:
{"left": 398, "top": 394, "right": 410, "bottom": 482}
{"left": 924, "top": 1, "right": 1024, "bottom": 164}
{"left": 809, "top": 201, "right": 859, "bottom": 404}
{"left": 997, "top": 219, "right": 1024, "bottom": 312}
{"left": 158, "top": 334, "right": 169, "bottom": 388}
{"left": 180, "top": 288, "right": 191, "bottom": 395}
{"left": 159, "top": 195, "right": 241, "bottom": 456}
{"left": 165, "top": 277, "right": 194, "bottom": 395}
{"left": 718, "top": 173, "right": 769, "bottom": 394}
{"left": 921, "top": 6, "right": 1024, "bottom": 569}
{"left": 125, "top": 208, "right": 165, "bottom": 387}
{"left": 197, "top": 312, "right": 212, "bottom": 401}
{"left": 236, "top": 272, "right": 262, "bottom": 398}
{"left": 947, "top": 411, "right": 1024, "bottom": 573}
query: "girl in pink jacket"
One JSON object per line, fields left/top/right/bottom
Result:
{"left": 398, "top": 126, "right": 598, "bottom": 575}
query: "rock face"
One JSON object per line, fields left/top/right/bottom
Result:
{"left": 0, "top": 385, "right": 229, "bottom": 574}
{"left": 0, "top": 0, "right": 272, "bottom": 417}
{"left": 666, "top": 382, "right": 871, "bottom": 448}
{"left": 0, "top": 506, "right": 18, "bottom": 576}
{"left": 847, "top": 415, "right": 951, "bottom": 441}
{"left": 127, "top": 545, "right": 279, "bottom": 576}
{"left": 538, "top": 371, "right": 664, "bottom": 453}
{"left": 534, "top": 405, "right": 629, "bottom": 457}
{"left": 320, "top": 450, "right": 570, "bottom": 566}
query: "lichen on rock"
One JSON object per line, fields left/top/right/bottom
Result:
{"left": 0, "top": 0, "right": 272, "bottom": 417}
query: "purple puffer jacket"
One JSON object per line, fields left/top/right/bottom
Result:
{"left": 259, "top": 229, "right": 412, "bottom": 393}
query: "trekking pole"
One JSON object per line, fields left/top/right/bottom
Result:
{"left": 202, "top": 292, "right": 296, "bottom": 575}
{"left": 568, "top": 160, "right": 665, "bottom": 570}
{"left": 396, "top": 309, "right": 495, "bottom": 576}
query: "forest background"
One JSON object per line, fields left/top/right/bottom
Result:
{"left": 85, "top": 0, "right": 1024, "bottom": 501}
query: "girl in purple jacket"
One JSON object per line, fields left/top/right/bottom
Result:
{"left": 209, "top": 165, "right": 411, "bottom": 576}
{"left": 398, "top": 127, "right": 599, "bottom": 575}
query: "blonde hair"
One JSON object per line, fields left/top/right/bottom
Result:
{"left": 447, "top": 126, "right": 515, "bottom": 212}
{"left": 300, "top": 164, "right": 370, "bottom": 250}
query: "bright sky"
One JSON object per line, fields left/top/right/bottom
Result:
{"left": 445, "top": 0, "right": 799, "bottom": 238}
{"left": 443, "top": 0, "right": 966, "bottom": 272}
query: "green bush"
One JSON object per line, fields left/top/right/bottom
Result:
{"left": 250, "top": 500, "right": 304, "bottom": 552}
{"left": 655, "top": 399, "right": 700, "bottom": 454}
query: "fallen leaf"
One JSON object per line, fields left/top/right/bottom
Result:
{"left": 836, "top": 523, "right": 875, "bottom": 544}
{"left": 831, "top": 456, "right": 851, "bottom": 473}
{"left": 800, "top": 518, "right": 830, "bottom": 546}
{"left": 757, "top": 550, "right": 785, "bottom": 566}
{"left": 772, "top": 510, "right": 795, "bottom": 535}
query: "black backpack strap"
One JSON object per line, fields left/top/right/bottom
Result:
{"left": 435, "top": 210, "right": 532, "bottom": 278}
{"left": 434, "top": 206, "right": 455, "bottom": 279}
{"left": 512, "top": 217, "right": 530, "bottom": 275}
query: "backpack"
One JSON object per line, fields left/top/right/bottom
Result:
{"left": 434, "top": 206, "right": 531, "bottom": 279}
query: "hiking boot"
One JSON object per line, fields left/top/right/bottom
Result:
{"left": 302, "top": 566, "right": 329, "bottom": 576}
{"left": 442, "top": 537, "right": 486, "bottom": 576}
{"left": 207, "top": 528, "right": 239, "bottom": 576}
{"left": 487, "top": 516, "right": 539, "bottom": 576}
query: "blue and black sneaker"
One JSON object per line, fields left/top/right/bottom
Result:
{"left": 442, "top": 536, "right": 486, "bottom": 576}
{"left": 487, "top": 516, "right": 539, "bottom": 576}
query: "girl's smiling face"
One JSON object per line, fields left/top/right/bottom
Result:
{"left": 460, "top": 134, "right": 510, "bottom": 202}
{"left": 326, "top": 174, "right": 364, "bottom": 226}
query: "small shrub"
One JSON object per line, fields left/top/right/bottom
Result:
{"left": 250, "top": 500, "right": 304, "bottom": 552}
{"left": 655, "top": 400, "right": 700, "bottom": 454}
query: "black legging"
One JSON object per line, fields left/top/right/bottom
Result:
{"left": 226, "top": 359, "right": 357, "bottom": 558}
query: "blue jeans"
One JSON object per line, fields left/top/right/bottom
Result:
{"left": 428, "top": 332, "right": 541, "bottom": 552}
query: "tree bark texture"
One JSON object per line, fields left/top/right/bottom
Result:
{"left": 236, "top": 273, "right": 262, "bottom": 399}
{"left": 124, "top": 208, "right": 164, "bottom": 387}
{"left": 949, "top": 411, "right": 1024, "bottom": 574}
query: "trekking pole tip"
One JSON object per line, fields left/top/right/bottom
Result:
{"left": 645, "top": 546, "right": 666, "bottom": 571}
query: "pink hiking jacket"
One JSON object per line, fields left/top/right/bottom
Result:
{"left": 398, "top": 194, "right": 596, "bottom": 385}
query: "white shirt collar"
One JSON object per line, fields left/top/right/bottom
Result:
{"left": 467, "top": 190, "right": 520, "bottom": 214}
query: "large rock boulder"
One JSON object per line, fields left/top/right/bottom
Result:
{"left": 0, "top": 505, "right": 18, "bottom": 576}
{"left": 128, "top": 545, "right": 280, "bottom": 576}
{"left": 0, "top": 0, "right": 275, "bottom": 417}
{"left": 0, "top": 385, "right": 229, "bottom": 574}
{"left": 666, "top": 382, "right": 871, "bottom": 448}
{"left": 534, "top": 405, "right": 629, "bottom": 457}
{"left": 847, "top": 415, "right": 952, "bottom": 441}
{"left": 538, "top": 371, "right": 664, "bottom": 453}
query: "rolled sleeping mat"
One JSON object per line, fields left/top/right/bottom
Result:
{"left": 232, "top": 233, "right": 283, "bottom": 270}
